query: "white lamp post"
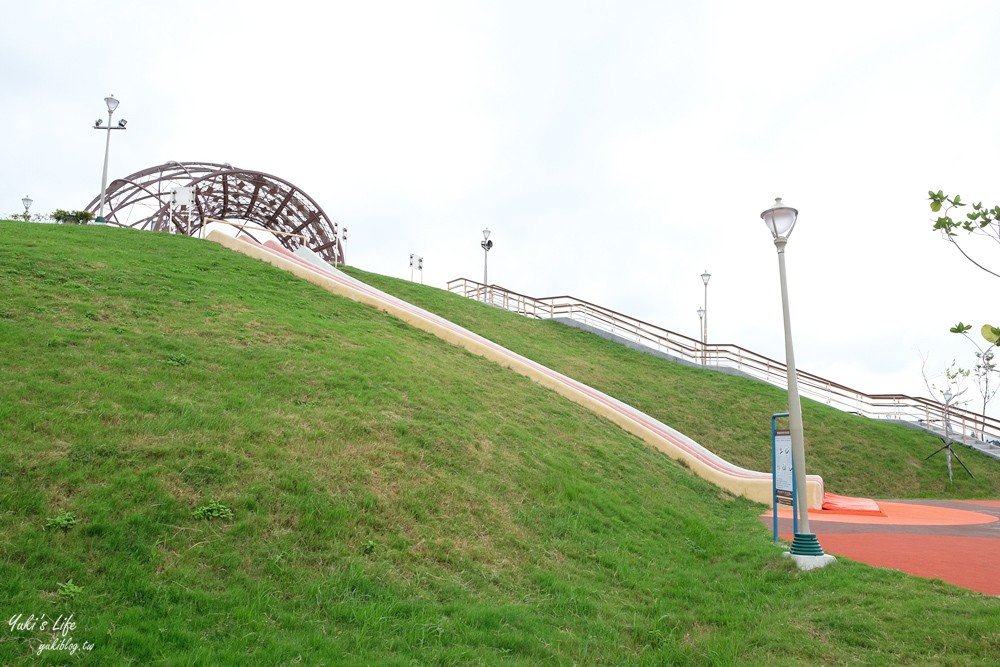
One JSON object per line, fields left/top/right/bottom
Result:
{"left": 481, "top": 228, "right": 493, "bottom": 283}
{"left": 22, "top": 195, "right": 33, "bottom": 220}
{"left": 697, "top": 307, "right": 705, "bottom": 364}
{"left": 760, "top": 197, "right": 831, "bottom": 565}
{"left": 480, "top": 228, "right": 493, "bottom": 300}
{"left": 701, "top": 270, "right": 711, "bottom": 362}
{"left": 93, "top": 95, "right": 127, "bottom": 223}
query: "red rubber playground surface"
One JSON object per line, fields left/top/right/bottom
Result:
{"left": 762, "top": 499, "right": 1000, "bottom": 596}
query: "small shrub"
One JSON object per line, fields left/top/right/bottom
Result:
{"left": 6, "top": 212, "right": 50, "bottom": 222}
{"left": 167, "top": 354, "right": 191, "bottom": 367}
{"left": 192, "top": 501, "right": 234, "bottom": 521}
{"left": 45, "top": 511, "right": 79, "bottom": 531}
{"left": 56, "top": 580, "right": 83, "bottom": 600}
{"left": 52, "top": 209, "right": 96, "bottom": 225}
{"left": 362, "top": 540, "right": 377, "bottom": 555}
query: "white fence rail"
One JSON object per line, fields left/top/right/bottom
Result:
{"left": 447, "top": 277, "right": 1000, "bottom": 449}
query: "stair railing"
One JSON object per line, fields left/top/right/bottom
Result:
{"left": 446, "top": 277, "right": 1000, "bottom": 444}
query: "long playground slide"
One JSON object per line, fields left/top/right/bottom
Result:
{"left": 208, "top": 231, "right": 826, "bottom": 509}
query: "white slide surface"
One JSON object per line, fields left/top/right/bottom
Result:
{"left": 208, "top": 231, "right": 825, "bottom": 508}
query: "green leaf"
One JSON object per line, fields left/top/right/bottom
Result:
{"left": 931, "top": 201, "right": 942, "bottom": 212}
{"left": 950, "top": 322, "right": 973, "bottom": 334}
{"left": 982, "top": 324, "right": 1000, "bottom": 344}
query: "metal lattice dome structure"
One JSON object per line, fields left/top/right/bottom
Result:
{"left": 84, "top": 161, "right": 345, "bottom": 263}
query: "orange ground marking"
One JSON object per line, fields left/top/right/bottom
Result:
{"left": 764, "top": 501, "right": 998, "bottom": 526}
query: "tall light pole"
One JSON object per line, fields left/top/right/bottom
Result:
{"left": 93, "top": 95, "right": 127, "bottom": 223}
{"left": 701, "top": 270, "right": 711, "bottom": 363}
{"left": 481, "top": 228, "right": 493, "bottom": 300}
{"left": 760, "top": 197, "right": 830, "bottom": 565}
{"left": 697, "top": 307, "right": 705, "bottom": 363}
{"left": 21, "top": 195, "right": 33, "bottom": 221}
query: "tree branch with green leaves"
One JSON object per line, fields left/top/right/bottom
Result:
{"left": 950, "top": 322, "right": 1000, "bottom": 429}
{"left": 928, "top": 190, "right": 1000, "bottom": 279}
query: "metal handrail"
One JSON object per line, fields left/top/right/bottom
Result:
{"left": 446, "top": 277, "right": 1000, "bottom": 444}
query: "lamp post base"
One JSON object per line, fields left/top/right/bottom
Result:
{"left": 790, "top": 533, "right": 825, "bottom": 556}
{"left": 784, "top": 533, "right": 836, "bottom": 570}
{"left": 785, "top": 552, "right": 837, "bottom": 571}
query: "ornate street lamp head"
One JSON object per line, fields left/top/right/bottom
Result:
{"left": 22, "top": 195, "right": 33, "bottom": 212}
{"left": 760, "top": 197, "right": 798, "bottom": 240}
{"left": 105, "top": 95, "right": 119, "bottom": 113}
{"left": 482, "top": 227, "right": 491, "bottom": 242}
{"left": 701, "top": 270, "right": 711, "bottom": 286}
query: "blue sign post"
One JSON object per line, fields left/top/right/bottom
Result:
{"left": 771, "top": 412, "right": 798, "bottom": 542}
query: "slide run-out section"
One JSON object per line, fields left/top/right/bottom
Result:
{"left": 208, "top": 231, "right": 826, "bottom": 508}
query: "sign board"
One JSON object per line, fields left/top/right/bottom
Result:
{"left": 171, "top": 186, "right": 195, "bottom": 207}
{"left": 774, "top": 428, "right": 793, "bottom": 505}
{"left": 771, "top": 413, "right": 797, "bottom": 542}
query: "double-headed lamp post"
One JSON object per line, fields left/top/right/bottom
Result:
{"left": 479, "top": 227, "right": 493, "bottom": 289}
{"left": 93, "top": 95, "right": 127, "bottom": 223}
{"left": 760, "top": 197, "right": 830, "bottom": 564}
{"left": 481, "top": 227, "right": 493, "bottom": 285}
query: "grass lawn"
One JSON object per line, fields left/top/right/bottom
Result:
{"left": 0, "top": 221, "right": 997, "bottom": 665}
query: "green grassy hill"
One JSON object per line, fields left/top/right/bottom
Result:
{"left": 344, "top": 267, "right": 1000, "bottom": 500}
{"left": 1, "top": 221, "right": 997, "bottom": 665}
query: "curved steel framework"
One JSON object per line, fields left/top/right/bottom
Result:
{"left": 84, "top": 161, "right": 344, "bottom": 263}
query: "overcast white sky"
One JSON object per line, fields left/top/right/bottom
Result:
{"left": 3, "top": 1, "right": 1000, "bottom": 414}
